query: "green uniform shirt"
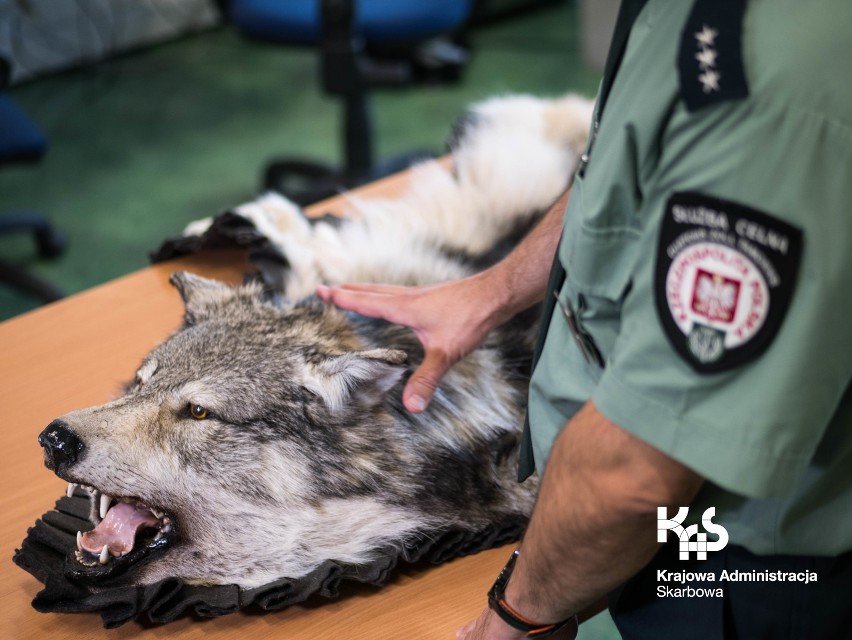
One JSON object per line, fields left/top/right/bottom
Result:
{"left": 528, "top": 0, "right": 852, "bottom": 556}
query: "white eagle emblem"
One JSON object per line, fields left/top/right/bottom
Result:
{"left": 692, "top": 269, "right": 740, "bottom": 323}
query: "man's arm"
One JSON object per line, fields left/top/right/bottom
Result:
{"left": 317, "top": 188, "right": 570, "bottom": 412}
{"left": 458, "top": 402, "right": 705, "bottom": 639}
{"left": 483, "top": 187, "right": 569, "bottom": 322}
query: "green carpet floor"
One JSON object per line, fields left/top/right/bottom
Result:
{"left": 0, "top": 4, "right": 622, "bottom": 637}
{"left": 0, "top": 1, "right": 600, "bottom": 321}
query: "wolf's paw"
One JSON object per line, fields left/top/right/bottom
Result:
{"left": 233, "top": 192, "right": 313, "bottom": 245}
{"left": 231, "top": 193, "right": 323, "bottom": 300}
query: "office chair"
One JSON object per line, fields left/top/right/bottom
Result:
{"left": 0, "top": 55, "right": 65, "bottom": 304}
{"left": 221, "top": 0, "right": 473, "bottom": 204}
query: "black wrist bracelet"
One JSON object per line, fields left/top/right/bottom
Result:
{"left": 487, "top": 550, "right": 579, "bottom": 638}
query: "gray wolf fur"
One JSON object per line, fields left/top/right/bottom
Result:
{"left": 37, "top": 94, "right": 593, "bottom": 590}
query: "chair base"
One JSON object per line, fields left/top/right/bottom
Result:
{"left": 263, "top": 150, "right": 435, "bottom": 205}
{"left": 0, "top": 258, "right": 64, "bottom": 303}
{"left": 0, "top": 212, "right": 67, "bottom": 303}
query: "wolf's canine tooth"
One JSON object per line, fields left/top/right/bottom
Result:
{"left": 99, "top": 545, "right": 109, "bottom": 565}
{"left": 66, "top": 482, "right": 76, "bottom": 498}
{"left": 76, "top": 531, "right": 82, "bottom": 551}
{"left": 99, "top": 494, "right": 112, "bottom": 519}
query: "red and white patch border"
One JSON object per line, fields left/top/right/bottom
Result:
{"left": 665, "top": 242, "right": 769, "bottom": 356}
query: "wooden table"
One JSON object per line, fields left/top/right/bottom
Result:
{"left": 0, "top": 168, "right": 514, "bottom": 639}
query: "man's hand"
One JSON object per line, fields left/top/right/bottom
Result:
{"left": 317, "top": 275, "right": 505, "bottom": 413}
{"left": 456, "top": 608, "right": 577, "bottom": 640}
{"left": 456, "top": 608, "right": 524, "bottom": 640}
{"left": 318, "top": 188, "right": 571, "bottom": 413}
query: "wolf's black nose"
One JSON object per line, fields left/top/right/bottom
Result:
{"left": 38, "top": 419, "right": 85, "bottom": 472}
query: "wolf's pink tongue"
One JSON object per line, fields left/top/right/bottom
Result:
{"left": 80, "top": 502, "right": 160, "bottom": 557}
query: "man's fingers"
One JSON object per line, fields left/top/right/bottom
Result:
{"left": 326, "top": 282, "right": 412, "bottom": 295}
{"left": 316, "top": 283, "right": 411, "bottom": 304}
{"left": 316, "top": 284, "right": 407, "bottom": 322}
{"left": 403, "top": 350, "right": 451, "bottom": 413}
{"left": 318, "top": 283, "right": 464, "bottom": 414}
{"left": 456, "top": 619, "right": 477, "bottom": 639}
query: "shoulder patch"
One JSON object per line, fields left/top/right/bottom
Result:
{"left": 655, "top": 192, "right": 802, "bottom": 373}
{"left": 678, "top": 0, "right": 749, "bottom": 112}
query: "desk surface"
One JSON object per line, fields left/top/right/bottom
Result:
{"left": 0, "top": 168, "right": 513, "bottom": 639}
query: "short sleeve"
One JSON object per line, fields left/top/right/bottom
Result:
{"left": 593, "top": 96, "right": 852, "bottom": 498}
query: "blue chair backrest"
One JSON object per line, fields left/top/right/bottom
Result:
{"left": 0, "top": 94, "right": 47, "bottom": 163}
{"left": 230, "top": 0, "right": 472, "bottom": 45}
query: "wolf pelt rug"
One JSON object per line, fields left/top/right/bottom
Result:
{"left": 15, "top": 93, "right": 593, "bottom": 627}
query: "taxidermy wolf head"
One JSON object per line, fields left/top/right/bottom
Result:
{"left": 37, "top": 271, "right": 538, "bottom": 589}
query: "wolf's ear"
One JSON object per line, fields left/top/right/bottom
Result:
{"left": 169, "top": 271, "right": 237, "bottom": 325}
{"left": 305, "top": 348, "right": 408, "bottom": 412}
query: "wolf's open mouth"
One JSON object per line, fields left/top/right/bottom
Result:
{"left": 64, "top": 483, "right": 175, "bottom": 580}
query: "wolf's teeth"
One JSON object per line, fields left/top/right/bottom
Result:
{"left": 99, "top": 545, "right": 109, "bottom": 565}
{"left": 154, "top": 531, "right": 163, "bottom": 541}
{"left": 99, "top": 494, "right": 112, "bottom": 519}
{"left": 151, "top": 508, "right": 164, "bottom": 519}
{"left": 76, "top": 531, "right": 82, "bottom": 551}
{"left": 66, "top": 483, "right": 76, "bottom": 498}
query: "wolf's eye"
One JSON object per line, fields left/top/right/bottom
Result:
{"left": 189, "top": 404, "right": 209, "bottom": 420}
